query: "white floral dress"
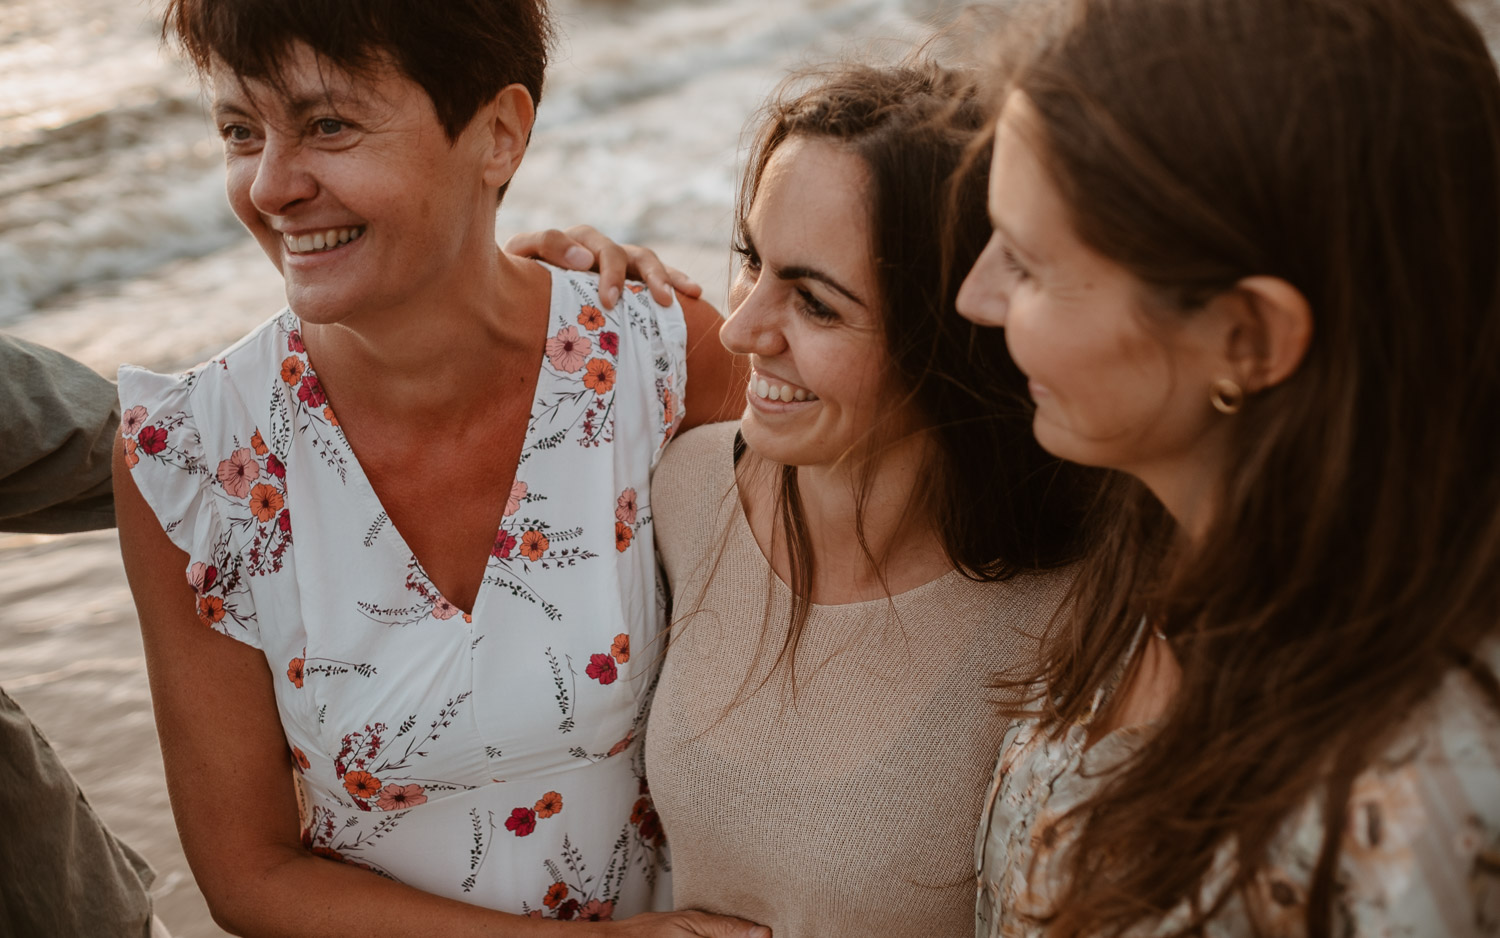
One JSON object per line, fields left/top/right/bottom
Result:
{"left": 118, "top": 264, "right": 684, "bottom": 921}
{"left": 976, "top": 639, "right": 1500, "bottom": 937}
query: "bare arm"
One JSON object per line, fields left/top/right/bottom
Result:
{"left": 680, "top": 295, "right": 749, "bottom": 432}
{"left": 113, "top": 432, "right": 766, "bottom": 938}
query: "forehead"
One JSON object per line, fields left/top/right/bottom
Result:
{"left": 749, "top": 136, "right": 874, "bottom": 260}
{"left": 209, "top": 42, "right": 381, "bottom": 113}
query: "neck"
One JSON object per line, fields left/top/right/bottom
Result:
{"left": 1130, "top": 431, "right": 1232, "bottom": 546}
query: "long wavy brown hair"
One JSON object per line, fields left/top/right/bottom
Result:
{"left": 730, "top": 62, "right": 1099, "bottom": 679}
{"left": 987, "top": 0, "right": 1500, "bottom": 935}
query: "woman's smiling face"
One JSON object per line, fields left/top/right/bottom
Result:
{"left": 719, "top": 136, "right": 899, "bottom": 470}
{"left": 212, "top": 42, "right": 503, "bottom": 324}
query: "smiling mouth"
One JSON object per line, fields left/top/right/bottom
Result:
{"left": 751, "top": 371, "right": 818, "bottom": 403}
{"left": 283, "top": 226, "right": 366, "bottom": 255}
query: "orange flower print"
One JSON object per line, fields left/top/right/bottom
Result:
{"left": 197, "top": 595, "right": 225, "bottom": 626}
{"left": 545, "top": 326, "right": 591, "bottom": 373}
{"left": 607, "top": 730, "right": 634, "bottom": 757}
{"left": 615, "top": 521, "right": 633, "bottom": 553}
{"left": 121, "top": 437, "right": 139, "bottom": 469}
{"left": 544, "top": 882, "right": 569, "bottom": 909}
{"left": 251, "top": 428, "right": 269, "bottom": 455}
{"left": 583, "top": 358, "right": 616, "bottom": 395}
{"left": 343, "top": 770, "right": 381, "bottom": 800}
{"left": 520, "top": 529, "right": 549, "bottom": 561}
{"left": 376, "top": 783, "right": 428, "bottom": 811}
{"left": 615, "top": 488, "right": 637, "bottom": 525}
{"left": 577, "top": 305, "right": 605, "bottom": 331}
{"left": 323, "top": 405, "right": 339, "bottom": 427}
{"left": 505, "top": 480, "right": 527, "bottom": 518}
{"left": 291, "top": 746, "right": 311, "bottom": 771}
{"left": 217, "top": 448, "right": 260, "bottom": 498}
{"left": 534, "top": 790, "right": 563, "bottom": 818}
{"left": 662, "top": 387, "right": 678, "bottom": 429}
{"left": 287, "top": 657, "right": 305, "bottom": 688}
{"left": 248, "top": 483, "right": 284, "bottom": 522}
{"left": 611, "top": 633, "right": 630, "bottom": 664}
{"left": 280, "top": 356, "right": 305, "bottom": 386}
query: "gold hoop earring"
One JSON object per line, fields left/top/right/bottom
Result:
{"left": 1210, "top": 378, "right": 1244, "bottom": 415}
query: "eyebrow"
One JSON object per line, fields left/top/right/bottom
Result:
{"left": 212, "top": 91, "right": 352, "bottom": 122}
{"left": 740, "top": 231, "right": 869, "bottom": 308}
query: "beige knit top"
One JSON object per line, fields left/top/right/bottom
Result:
{"left": 644, "top": 421, "right": 1073, "bottom": 938}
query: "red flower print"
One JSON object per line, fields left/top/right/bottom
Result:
{"left": 615, "top": 521, "right": 633, "bottom": 553}
{"left": 583, "top": 358, "right": 616, "bottom": 395}
{"left": 343, "top": 770, "right": 381, "bottom": 801}
{"left": 505, "top": 480, "right": 527, "bottom": 518}
{"left": 248, "top": 483, "right": 284, "bottom": 523}
{"left": 534, "top": 791, "right": 563, "bottom": 818}
{"left": 543, "top": 882, "right": 569, "bottom": 909}
{"left": 492, "top": 531, "right": 517, "bottom": 560}
{"left": 187, "top": 562, "right": 218, "bottom": 592}
{"left": 137, "top": 425, "right": 168, "bottom": 455}
{"left": 217, "top": 448, "right": 260, "bottom": 498}
{"left": 586, "top": 653, "right": 618, "bottom": 685}
{"left": 287, "top": 330, "right": 305, "bottom": 353}
{"left": 611, "top": 633, "right": 630, "bottom": 664}
{"left": 291, "top": 746, "right": 310, "bottom": 771}
{"left": 278, "top": 509, "right": 292, "bottom": 534}
{"left": 197, "top": 595, "right": 225, "bottom": 626}
{"left": 504, "top": 807, "right": 537, "bottom": 836}
{"left": 121, "top": 437, "right": 139, "bottom": 469}
{"left": 250, "top": 428, "right": 268, "bottom": 455}
{"left": 545, "top": 326, "right": 591, "bottom": 373}
{"left": 615, "top": 488, "right": 637, "bottom": 525}
{"left": 632, "top": 796, "right": 663, "bottom": 846}
{"left": 598, "top": 331, "right": 620, "bottom": 356}
{"left": 120, "top": 405, "right": 149, "bottom": 437}
{"left": 555, "top": 899, "right": 579, "bottom": 920}
{"left": 520, "top": 529, "right": 549, "bottom": 561}
{"left": 578, "top": 899, "right": 615, "bottom": 922}
{"left": 577, "top": 305, "right": 605, "bottom": 331}
{"left": 265, "top": 453, "right": 286, "bottom": 478}
{"left": 298, "top": 374, "right": 327, "bottom": 408}
{"left": 376, "top": 783, "right": 427, "bottom": 811}
{"left": 287, "top": 657, "right": 305, "bottom": 688}
{"left": 309, "top": 846, "right": 344, "bottom": 863}
{"left": 280, "top": 356, "right": 305, "bottom": 386}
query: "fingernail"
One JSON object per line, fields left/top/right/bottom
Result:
{"left": 604, "top": 285, "right": 620, "bottom": 307}
{"left": 749, "top": 928, "right": 771, "bottom": 938}
{"left": 564, "top": 245, "right": 592, "bottom": 268}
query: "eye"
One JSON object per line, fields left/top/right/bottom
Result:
{"left": 218, "top": 123, "right": 255, "bottom": 145}
{"left": 313, "top": 118, "right": 347, "bottom": 137}
{"left": 1001, "top": 245, "right": 1031, "bottom": 282}
{"left": 794, "top": 287, "right": 838, "bottom": 323}
{"left": 732, "top": 241, "right": 761, "bottom": 274}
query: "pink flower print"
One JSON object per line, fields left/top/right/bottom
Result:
{"left": 505, "top": 807, "right": 537, "bottom": 836}
{"left": 598, "top": 331, "right": 620, "bottom": 356}
{"left": 217, "top": 448, "right": 260, "bottom": 498}
{"left": 297, "top": 374, "right": 327, "bottom": 408}
{"left": 545, "top": 326, "right": 591, "bottom": 373}
{"left": 505, "top": 480, "right": 527, "bottom": 518}
{"left": 186, "top": 561, "right": 218, "bottom": 592}
{"left": 376, "top": 783, "right": 427, "bottom": 811}
{"left": 615, "top": 488, "right": 638, "bottom": 525}
{"left": 120, "top": 406, "right": 149, "bottom": 437}
{"left": 137, "top": 425, "right": 168, "bottom": 455}
{"left": 586, "top": 653, "right": 618, "bottom": 685}
{"left": 578, "top": 899, "right": 615, "bottom": 922}
{"left": 492, "top": 531, "right": 517, "bottom": 560}
{"left": 432, "top": 596, "right": 460, "bottom": 620}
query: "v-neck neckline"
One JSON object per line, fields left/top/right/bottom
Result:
{"left": 288, "top": 265, "right": 559, "bottom": 620}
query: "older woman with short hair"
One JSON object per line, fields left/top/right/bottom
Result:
{"left": 112, "top": 2, "right": 752, "bottom": 936}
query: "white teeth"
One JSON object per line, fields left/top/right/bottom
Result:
{"left": 751, "top": 373, "right": 817, "bottom": 403}
{"left": 284, "top": 226, "right": 365, "bottom": 255}
{"left": 793, "top": 389, "right": 807, "bottom": 401}
{"left": 756, "top": 379, "right": 770, "bottom": 398}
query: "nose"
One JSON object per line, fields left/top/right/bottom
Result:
{"left": 719, "top": 274, "right": 788, "bottom": 358}
{"left": 956, "top": 236, "right": 1011, "bottom": 328}
{"left": 248, "top": 135, "right": 317, "bottom": 217}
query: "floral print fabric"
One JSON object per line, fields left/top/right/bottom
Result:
{"left": 975, "top": 641, "right": 1500, "bottom": 937}
{"left": 119, "top": 265, "right": 684, "bottom": 917}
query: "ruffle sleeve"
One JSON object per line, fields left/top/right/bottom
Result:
{"left": 616, "top": 282, "right": 688, "bottom": 468}
{"left": 117, "top": 365, "right": 262, "bottom": 649}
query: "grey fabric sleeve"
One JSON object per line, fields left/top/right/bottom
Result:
{"left": 0, "top": 334, "right": 119, "bottom": 533}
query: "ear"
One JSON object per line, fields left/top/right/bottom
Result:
{"left": 1213, "top": 275, "right": 1313, "bottom": 393}
{"left": 479, "top": 84, "right": 537, "bottom": 190}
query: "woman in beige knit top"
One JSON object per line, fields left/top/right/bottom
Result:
{"left": 637, "top": 64, "right": 1096, "bottom": 938}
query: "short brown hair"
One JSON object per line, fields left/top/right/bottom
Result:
{"left": 163, "top": 0, "right": 552, "bottom": 141}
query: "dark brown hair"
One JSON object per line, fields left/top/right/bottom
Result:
{"left": 993, "top": 0, "right": 1500, "bottom": 934}
{"left": 163, "top": 0, "right": 552, "bottom": 159}
{"left": 733, "top": 62, "right": 1099, "bottom": 677}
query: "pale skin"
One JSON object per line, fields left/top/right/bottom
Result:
{"left": 115, "top": 44, "right": 755, "bottom": 938}
{"left": 954, "top": 93, "right": 1312, "bottom": 737}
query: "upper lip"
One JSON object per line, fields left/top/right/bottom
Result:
{"left": 270, "top": 223, "right": 365, "bottom": 236}
{"left": 751, "top": 364, "right": 809, "bottom": 391}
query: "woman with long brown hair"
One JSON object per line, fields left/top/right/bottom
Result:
{"left": 956, "top": 0, "right": 1500, "bottom": 934}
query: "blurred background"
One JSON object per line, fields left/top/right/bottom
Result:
{"left": 0, "top": 0, "right": 969, "bottom": 932}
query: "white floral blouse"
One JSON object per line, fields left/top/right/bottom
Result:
{"left": 118, "top": 265, "right": 684, "bottom": 921}
{"left": 977, "top": 640, "right": 1500, "bottom": 937}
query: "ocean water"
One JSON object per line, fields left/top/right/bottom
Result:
{"left": 0, "top": 0, "right": 969, "bottom": 934}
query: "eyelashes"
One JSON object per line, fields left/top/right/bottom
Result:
{"left": 732, "top": 241, "right": 838, "bottom": 323}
